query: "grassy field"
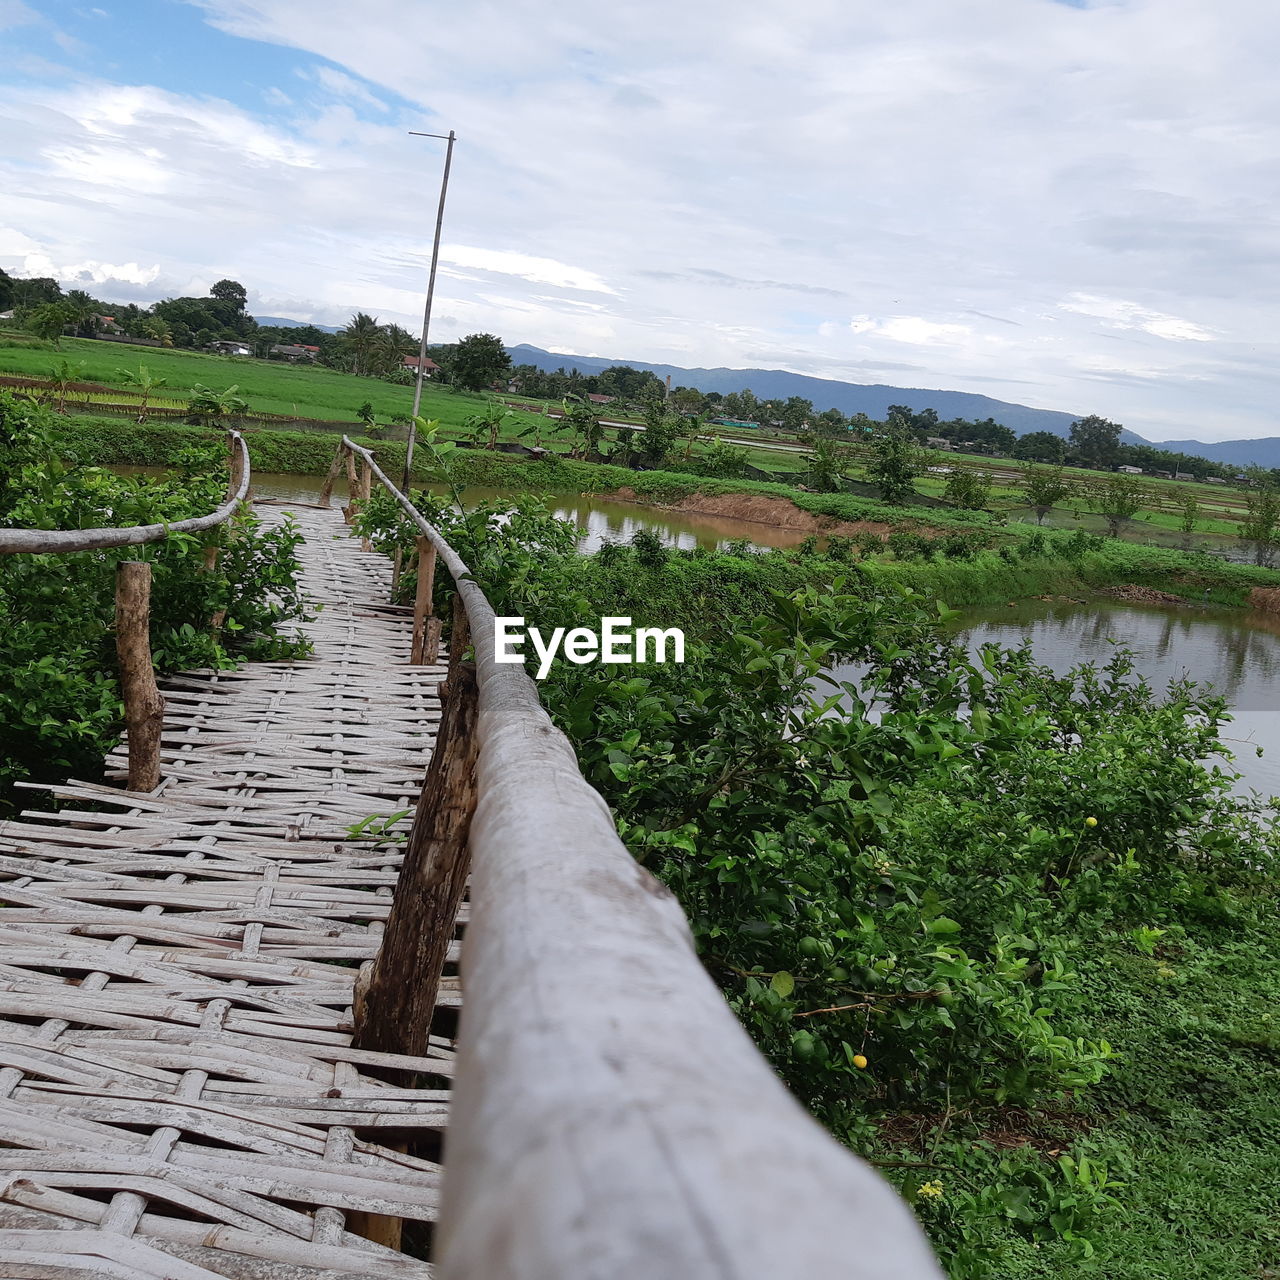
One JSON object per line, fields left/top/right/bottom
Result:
{"left": 5, "top": 334, "right": 1265, "bottom": 548}
{"left": 0, "top": 333, "right": 544, "bottom": 431}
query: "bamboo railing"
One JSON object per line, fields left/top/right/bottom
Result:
{"left": 0, "top": 432, "right": 250, "bottom": 790}
{"left": 337, "top": 437, "right": 942, "bottom": 1280}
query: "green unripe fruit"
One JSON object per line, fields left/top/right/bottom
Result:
{"left": 797, "top": 936, "right": 823, "bottom": 958}
{"left": 792, "top": 1031, "right": 817, "bottom": 1060}
{"left": 829, "top": 966, "right": 850, "bottom": 983}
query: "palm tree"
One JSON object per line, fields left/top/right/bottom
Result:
{"left": 115, "top": 364, "right": 168, "bottom": 423}
{"left": 63, "top": 290, "right": 98, "bottom": 338}
{"left": 373, "top": 323, "right": 416, "bottom": 377}
{"left": 339, "top": 312, "right": 383, "bottom": 377}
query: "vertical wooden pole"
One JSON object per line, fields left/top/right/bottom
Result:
{"left": 359, "top": 460, "right": 373, "bottom": 552}
{"left": 410, "top": 537, "right": 437, "bottom": 665}
{"left": 209, "top": 433, "right": 242, "bottom": 632}
{"left": 343, "top": 450, "right": 359, "bottom": 526}
{"left": 391, "top": 546, "right": 403, "bottom": 595}
{"left": 115, "top": 561, "right": 164, "bottom": 793}
{"left": 318, "top": 445, "right": 345, "bottom": 508}
{"left": 226, "top": 433, "right": 245, "bottom": 502}
{"left": 352, "top": 657, "right": 479, "bottom": 1057}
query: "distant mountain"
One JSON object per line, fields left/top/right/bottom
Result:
{"left": 506, "top": 343, "right": 1143, "bottom": 442}
{"left": 1153, "top": 438, "right": 1280, "bottom": 470}
{"left": 254, "top": 315, "right": 342, "bottom": 333}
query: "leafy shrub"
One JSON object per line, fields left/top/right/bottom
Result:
{"left": 0, "top": 392, "right": 309, "bottom": 808}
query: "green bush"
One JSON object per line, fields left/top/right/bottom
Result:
{"left": 0, "top": 393, "right": 310, "bottom": 809}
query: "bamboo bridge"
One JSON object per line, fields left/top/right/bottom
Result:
{"left": 0, "top": 436, "right": 940, "bottom": 1278}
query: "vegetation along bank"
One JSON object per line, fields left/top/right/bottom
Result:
{"left": 350, "top": 466, "right": 1280, "bottom": 1280}
{"left": 51, "top": 414, "right": 1280, "bottom": 610}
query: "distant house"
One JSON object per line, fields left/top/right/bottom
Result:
{"left": 0, "top": 309, "right": 14, "bottom": 322}
{"left": 1118, "top": 465, "right": 1143, "bottom": 474}
{"left": 1152, "top": 470, "right": 1174, "bottom": 479}
{"left": 402, "top": 355, "right": 440, "bottom": 377}
{"left": 925, "top": 436, "right": 952, "bottom": 451}
{"left": 586, "top": 393, "right": 615, "bottom": 405}
{"left": 270, "top": 343, "right": 318, "bottom": 362}
{"left": 94, "top": 315, "right": 122, "bottom": 333}
{"left": 1174, "top": 472, "right": 1196, "bottom": 482}
{"left": 1204, "top": 476, "right": 1227, "bottom": 485}
{"left": 210, "top": 340, "right": 252, "bottom": 357}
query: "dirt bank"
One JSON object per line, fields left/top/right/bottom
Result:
{"left": 1247, "top": 586, "right": 1280, "bottom": 614}
{"left": 1099, "top": 584, "right": 1191, "bottom": 605}
{"left": 602, "top": 486, "right": 937, "bottom": 541}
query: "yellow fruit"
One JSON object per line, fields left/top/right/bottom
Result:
{"left": 1085, "top": 816, "right": 1098, "bottom": 828}
{"left": 852, "top": 1053, "right": 868, "bottom": 1069}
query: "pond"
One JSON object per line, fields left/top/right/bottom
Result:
{"left": 832, "top": 598, "right": 1280, "bottom": 802}
{"left": 113, "top": 466, "right": 808, "bottom": 554}
{"left": 115, "top": 466, "right": 1279, "bottom": 799}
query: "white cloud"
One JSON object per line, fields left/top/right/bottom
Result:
{"left": 304, "top": 66, "right": 388, "bottom": 112}
{"left": 22, "top": 253, "right": 160, "bottom": 287}
{"left": 4, "top": 0, "right": 1280, "bottom": 438}
{"left": 441, "top": 246, "right": 617, "bottom": 295}
{"left": 1060, "top": 293, "right": 1217, "bottom": 342}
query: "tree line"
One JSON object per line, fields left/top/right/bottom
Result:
{"left": 0, "top": 268, "right": 1255, "bottom": 484}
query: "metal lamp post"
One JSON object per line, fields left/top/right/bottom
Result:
{"left": 403, "top": 129, "right": 456, "bottom": 491}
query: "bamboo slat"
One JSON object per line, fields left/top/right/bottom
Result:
{"left": 0, "top": 505, "right": 449, "bottom": 1277}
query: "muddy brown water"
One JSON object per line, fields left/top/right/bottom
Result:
{"left": 113, "top": 466, "right": 810, "bottom": 553}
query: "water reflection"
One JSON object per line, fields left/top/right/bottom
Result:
{"left": 112, "top": 464, "right": 806, "bottom": 552}
{"left": 958, "top": 599, "right": 1280, "bottom": 800}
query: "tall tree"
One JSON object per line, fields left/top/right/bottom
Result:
{"left": 1241, "top": 470, "right": 1280, "bottom": 567}
{"left": 1022, "top": 466, "right": 1071, "bottom": 524}
{"left": 1069, "top": 415, "right": 1122, "bottom": 469}
{"left": 1014, "top": 431, "right": 1068, "bottom": 464}
{"left": 1092, "top": 473, "right": 1146, "bottom": 537}
{"left": 449, "top": 333, "right": 512, "bottom": 392}
{"left": 210, "top": 279, "right": 248, "bottom": 311}
{"left": 867, "top": 425, "right": 925, "bottom": 505}
{"left": 26, "top": 303, "right": 72, "bottom": 347}
{"left": 339, "top": 312, "right": 383, "bottom": 377}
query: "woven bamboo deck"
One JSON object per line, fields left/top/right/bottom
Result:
{"left": 0, "top": 504, "right": 450, "bottom": 1278}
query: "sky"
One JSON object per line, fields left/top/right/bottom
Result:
{"left": 2, "top": 0, "right": 1279, "bottom": 442}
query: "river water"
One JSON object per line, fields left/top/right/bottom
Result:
{"left": 119, "top": 466, "right": 1280, "bottom": 799}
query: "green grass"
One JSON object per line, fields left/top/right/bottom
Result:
{"left": 0, "top": 336, "right": 547, "bottom": 431}
{"left": 1047, "top": 924, "right": 1280, "bottom": 1278}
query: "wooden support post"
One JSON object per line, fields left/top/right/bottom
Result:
{"left": 359, "top": 461, "right": 373, "bottom": 552}
{"left": 352, "top": 658, "right": 479, "bottom": 1057}
{"left": 343, "top": 450, "right": 359, "bottom": 525}
{"left": 409, "top": 537, "right": 437, "bottom": 665}
{"left": 114, "top": 561, "right": 164, "bottom": 793}
{"left": 225, "top": 431, "right": 245, "bottom": 503}
{"left": 318, "top": 445, "right": 345, "bottom": 508}
{"left": 448, "top": 587, "right": 469, "bottom": 671}
{"left": 208, "top": 433, "right": 241, "bottom": 631}
{"left": 391, "top": 545, "right": 403, "bottom": 595}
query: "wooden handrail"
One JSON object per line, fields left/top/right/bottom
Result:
{"left": 0, "top": 433, "right": 251, "bottom": 555}
{"left": 341, "top": 437, "right": 942, "bottom": 1279}
{"left": 1, "top": 433, "right": 251, "bottom": 793}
